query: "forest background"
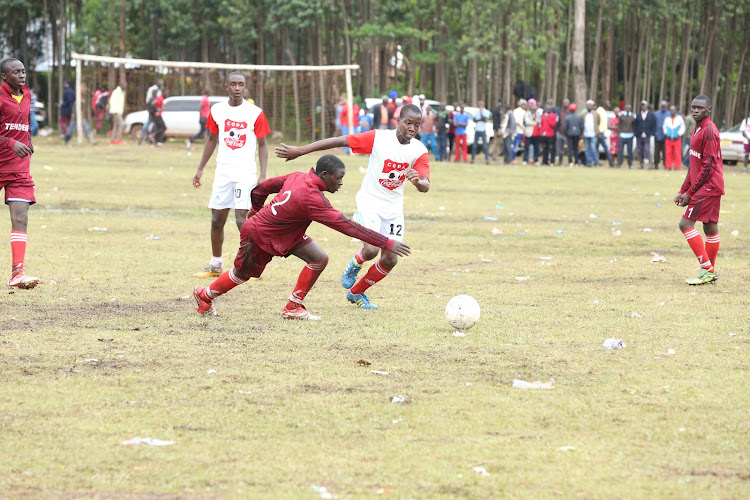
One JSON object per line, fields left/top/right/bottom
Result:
{"left": 3, "top": 0, "right": 749, "bottom": 131}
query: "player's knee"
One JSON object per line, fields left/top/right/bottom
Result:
{"left": 10, "top": 210, "right": 28, "bottom": 228}
{"left": 362, "top": 247, "right": 380, "bottom": 261}
{"left": 232, "top": 266, "right": 250, "bottom": 281}
{"left": 380, "top": 253, "right": 398, "bottom": 270}
{"left": 678, "top": 218, "right": 693, "bottom": 232}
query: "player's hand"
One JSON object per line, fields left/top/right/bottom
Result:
{"left": 12, "top": 142, "right": 32, "bottom": 158}
{"left": 275, "top": 143, "right": 301, "bottom": 161}
{"left": 257, "top": 174, "right": 266, "bottom": 184}
{"left": 192, "top": 171, "right": 203, "bottom": 189}
{"left": 246, "top": 209, "right": 256, "bottom": 220}
{"left": 673, "top": 194, "right": 681, "bottom": 205}
{"left": 405, "top": 169, "right": 419, "bottom": 184}
{"left": 677, "top": 193, "right": 691, "bottom": 206}
{"left": 390, "top": 241, "right": 411, "bottom": 257}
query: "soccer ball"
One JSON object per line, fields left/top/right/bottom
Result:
{"left": 445, "top": 295, "right": 481, "bottom": 330}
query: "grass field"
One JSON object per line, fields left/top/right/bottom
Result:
{"left": 1, "top": 137, "right": 749, "bottom": 499}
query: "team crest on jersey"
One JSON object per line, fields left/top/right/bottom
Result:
{"left": 379, "top": 159, "right": 409, "bottom": 190}
{"left": 224, "top": 119, "right": 247, "bottom": 150}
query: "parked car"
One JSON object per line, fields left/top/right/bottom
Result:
{"left": 719, "top": 122, "right": 745, "bottom": 164}
{"left": 124, "top": 95, "right": 229, "bottom": 139}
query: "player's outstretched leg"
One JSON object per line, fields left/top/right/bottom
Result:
{"left": 341, "top": 248, "right": 368, "bottom": 289}
{"left": 193, "top": 268, "right": 247, "bottom": 315}
{"left": 283, "top": 257, "right": 327, "bottom": 320}
{"left": 348, "top": 257, "right": 393, "bottom": 309}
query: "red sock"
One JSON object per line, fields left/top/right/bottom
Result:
{"left": 705, "top": 233, "right": 720, "bottom": 271}
{"left": 353, "top": 248, "right": 367, "bottom": 265}
{"left": 287, "top": 258, "right": 328, "bottom": 307}
{"left": 350, "top": 259, "right": 390, "bottom": 295}
{"left": 10, "top": 231, "right": 26, "bottom": 273}
{"left": 683, "top": 228, "right": 713, "bottom": 272}
{"left": 205, "top": 268, "right": 246, "bottom": 300}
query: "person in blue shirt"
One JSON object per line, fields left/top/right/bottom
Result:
{"left": 653, "top": 100, "right": 670, "bottom": 169}
{"left": 471, "top": 100, "right": 491, "bottom": 164}
{"left": 452, "top": 105, "right": 469, "bottom": 162}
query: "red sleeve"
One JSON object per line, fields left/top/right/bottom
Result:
{"left": 347, "top": 130, "right": 376, "bottom": 154}
{"left": 413, "top": 153, "right": 430, "bottom": 180}
{"left": 689, "top": 127, "right": 719, "bottom": 196}
{"left": 309, "top": 191, "right": 393, "bottom": 249}
{"left": 0, "top": 136, "right": 16, "bottom": 151}
{"left": 250, "top": 174, "right": 293, "bottom": 212}
{"left": 207, "top": 111, "right": 219, "bottom": 134}
{"left": 254, "top": 111, "right": 271, "bottom": 139}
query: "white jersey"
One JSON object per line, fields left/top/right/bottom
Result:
{"left": 207, "top": 100, "right": 270, "bottom": 183}
{"left": 347, "top": 129, "right": 430, "bottom": 216}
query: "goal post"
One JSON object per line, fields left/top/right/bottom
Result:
{"left": 70, "top": 52, "right": 359, "bottom": 146}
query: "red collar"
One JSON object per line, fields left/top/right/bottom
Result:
{"left": 697, "top": 116, "right": 711, "bottom": 127}
{"left": 308, "top": 169, "right": 327, "bottom": 190}
{"left": 1, "top": 80, "right": 28, "bottom": 98}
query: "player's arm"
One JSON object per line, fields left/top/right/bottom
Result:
{"left": 249, "top": 174, "right": 292, "bottom": 213}
{"left": 275, "top": 136, "right": 349, "bottom": 161}
{"left": 257, "top": 136, "right": 268, "bottom": 183}
{"left": 311, "top": 200, "right": 410, "bottom": 256}
{"left": 407, "top": 153, "right": 430, "bottom": 193}
{"left": 192, "top": 132, "right": 218, "bottom": 188}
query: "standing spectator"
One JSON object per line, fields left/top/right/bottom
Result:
{"left": 436, "top": 103, "right": 449, "bottom": 161}
{"left": 152, "top": 88, "right": 167, "bottom": 146}
{"left": 741, "top": 109, "right": 750, "bottom": 173}
{"left": 633, "top": 100, "right": 656, "bottom": 169}
{"left": 138, "top": 78, "right": 163, "bottom": 145}
{"left": 539, "top": 104, "right": 558, "bottom": 165}
{"left": 372, "top": 95, "right": 393, "bottom": 130}
{"left": 108, "top": 81, "right": 126, "bottom": 145}
{"left": 387, "top": 91, "right": 398, "bottom": 114}
{"left": 60, "top": 81, "right": 75, "bottom": 134}
{"left": 418, "top": 94, "right": 429, "bottom": 115}
{"left": 582, "top": 100, "right": 601, "bottom": 167}
{"left": 523, "top": 99, "right": 539, "bottom": 164}
{"left": 617, "top": 104, "right": 635, "bottom": 168}
{"left": 502, "top": 104, "right": 517, "bottom": 164}
{"left": 420, "top": 106, "right": 439, "bottom": 160}
{"left": 556, "top": 98, "right": 570, "bottom": 165}
{"left": 93, "top": 85, "right": 109, "bottom": 134}
{"left": 392, "top": 98, "right": 404, "bottom": 125}
{"left": 596, "top": 99, "right": 613, "bottom": 166}
{"left": 452, "top": 105, "right": 469, "bottom": 163}
{"left": 447, "top": 103, "right": 457, "bottom": 160}
{"left": 663, "top": 105, "right": 685, "bottom": 170}
{"left": 608, "top": 106, "right": 620, "bottom": 166}
{"left": 1, "top": 58, "right": 40, "bottom": 288}
{"left": 653, "top": 100, "right": 670, "bottom": 169}
{"left": 335, "top": 95, "right": 345, "bottom": 134}
{"left": 357, "top": 108, "right": 372, "bottom": 133}
{"left": 512, "top": 99, "right": 527, "bottom": 157}
{"left": 471, "top": 100, "right": 491, "bottom": 164}
{"left": 491, "top": 98, "right": 503, "bottom": 160}
{"left": 29, "top": 85, "right": 39, "bottom": 136}
{"left": 338, "top": 98, "right": 360, "bottom": 154}
{"left": 63, "top": 107, "right": 95, "bottom": 147}
{"left": 562, "top": 103, "right": 582, "bottom": 166}
{"left": 187, "top": 89, "right": 212, "bottom": 148}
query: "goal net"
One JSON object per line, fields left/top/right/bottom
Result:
{"left": 70, "top": 52, "right": 359, "bottom": 146}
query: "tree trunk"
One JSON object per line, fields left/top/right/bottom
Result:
{"left": 699, "top": 13, "right": 715, "bottom": 95}
{"left": 642, "top": 25, "right": 652, "bottom": 104}
{"left": 572, "top": 0, "right": 587, "bottom": 109}
{"left": 669, "top": 21, "right": 678, "bottom": 103}
{"left": 588, "top": 2, "right": 603, "bottom": 100}
{"left": 632, "top": 23, "right": 644, "bottom": 105}
{"left": 118, "top": 0, "right": 126, "bottom": 84}
{"left": 603, "top": 17, "right": 613, "bottom": 100}
{"left": 678, "top": 15, "right": 691, "bottom": 114}
{"left": 658, "top": 22, "right": 671, "bottom": 104}
{"left": 728, "top": 43, "right": 748, "bottom": 125}
{"left": 563, "top": 0, "right": 573, "bottom": 100}
{"left": 340, "top": 0, "right": 351, "bottom": 64}
{"left": 285, "top": 49, "right": 301, "bottom": 143}
{"left": 468, "top": 57, "right": 478, "bottom": 105}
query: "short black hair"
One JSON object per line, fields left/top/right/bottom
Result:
{"left": 316, "top": 154, "right": 345, "bottom": 175}
{"left": 225, "top": 71, "right": 246, "bottom": 84}
{"left": 400, "top": 103, "right": 422, "bottom": 119}
{"left": 0, "top": 58, "right": 21, "bottom": 73}
{"left": 694, "top": 94, "right": 711, "bottom": 106}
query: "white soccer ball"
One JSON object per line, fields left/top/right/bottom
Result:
{"left": 445, "top": 295, "right": 481, "bottom": 330}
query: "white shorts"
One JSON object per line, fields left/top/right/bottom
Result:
{"left": 353, "top": 211, "right": 405, "bottom": 242}
{"left": 208, "top": 178, "right": 255, "bottom": 210}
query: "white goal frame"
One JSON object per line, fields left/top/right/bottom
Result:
{"left": 71, "top": 52, "right": 359, "bottom": 146}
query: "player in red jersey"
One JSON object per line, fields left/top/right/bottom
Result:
{"left": 674, "top": 95, "right": 724, "bottom": 285}
{"left": 0, "top": 58, "right": 39, "bottom": 289}
{"left": 193, "top": 154, "right": 411, "bottom": 320}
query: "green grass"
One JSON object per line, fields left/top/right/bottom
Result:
{"left": 1, "top": 138, "right": 749, "bottom": 499}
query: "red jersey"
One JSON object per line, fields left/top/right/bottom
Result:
{"left": 540, "top": 112, "right": 558, "bottom": 137}
{"left": 154, "top": 95, "right": 164, "bottom": 117}
{"left": 200, "top": 95, "right": 211, "bottom": 119}
{"left": 680, "top": 116, "right": 724, "bottom": 198}
{"left": 339, "top": 103, "right": 360, "bottom": 128}
{"left": 248, "top": 170, "right": 395, "bottom": 256}
{"left": 0, "top": 81, "right": 32, "bottom": 174}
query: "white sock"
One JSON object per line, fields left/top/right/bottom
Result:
{"left": 210, "top": 256, "right": 223, "bottom": 269}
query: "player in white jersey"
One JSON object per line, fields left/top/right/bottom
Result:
{"left": 275, "top": 104, "right": 430, "bottom": 309}
{"left": 192, "top": 71, "right": 270, "bottom": 277}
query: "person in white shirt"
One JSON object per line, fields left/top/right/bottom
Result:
{"left": 741, "top": 109, "right": 750, "bottom": 173}
{"left": 108, "top": 81, "right": 126, "bottom": 144}
{"left": 472, "top": 100, "right": 492, "bottom": 164}
{"left": 583, "top": 100, "right": 600, "bottom": 167}
{"left": 138, "top": 79, "right": 163, "bottom": 145}
{"left": 192, "top": 71, "right": 270, "bottom": 277}
{"left": 662, "top": 105, "right": 686, "bottom": 170}
{"left": 275, "top": 104, "right": 430, "bottom": 310}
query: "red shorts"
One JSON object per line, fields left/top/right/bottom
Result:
{"left": 744, "top": 143, "right": 750, "bottom": 154}
{"left": 233, "top": 224, "right": 313, "bottom": 279}
{"left": 0, "top": 171, "right": 36, "bottom": 204}
{"left": 684, "top": 195, "right": 721, "bottom": 223}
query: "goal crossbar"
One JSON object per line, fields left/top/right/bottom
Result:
{"left": 71, "top": 52, "right": 359, "bottom": 145}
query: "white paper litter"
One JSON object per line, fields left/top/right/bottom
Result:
{"left": 473, "top": 466, "right": 491, "bottom": 476}
{"left": 589, "top": 213, "right": 598, "bottom": 219}
{"left": 391, "top": 395, "right": 406, "bottom": 404}
{"left": 121, "top": 437, "right": 175, "bottom": 446}
{"left": 651, "top": 252, "right": 668, "bottom": 263}
{"left": 612, "top": 229, "right": 622, "bottom": 236}
{"left": 512, "top": 379, "right": 554, "bottom": 390}
{"left": 667, "top": 348, "right": 675, "bottom": 355}
{"left": 207, "top": 369, "right": 216, "bottom": 374}
{"left": 452, "top": 331, "right": 466, "bottom": 337}
{"left": 481, "top": 258, "right": 493, "bottom": 262}
{"left": 631, "top": 311, "right": 642, "bottom": 318}
{"left": 491, "top": 227, "right": 503, "bottom": 235}
{"left": 557, "top": 446, "right": 576, "bottom": 451}
{"left": 371, "top": 370, "right": 389, "bottom": 376}
{"left": 515, "top": 276, "right": 530, "bottom": 281}
{"left": 731, "top": 230, "right": 739, "bottom": 237}
{"left": 602, "top": 338, "right": 626, "bottom": 350}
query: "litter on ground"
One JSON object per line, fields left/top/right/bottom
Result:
{"left": 631, "top": 311, "right": 642, "bottom": 318}
{"left": 602, "top": 338, "right": 626, "bottom": 350}
{"left": 484, "top": 216, "right": 499, "bottom": 221}
{"left": 512, "top": 379, "right": 554, "bottom": 390}
{"left": 121, "top": 437, "right": 175, "bottom": 446}
{"left": 473, "top": 466, "right": 491, "bottom": 476}
{"left": 391, "top": 395, "right": 406, "bottom": 404}
{"left": 453, "top": 331, "right": 466, "bottom": 337}
{"left": 557, "top": 446, "right": 576, "bottom": 451}
{"left": 651, "top": 252, "right": 668, "bottom": 263}
{"left": 492, "top": 227, "right": 503, "bottom": 235}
